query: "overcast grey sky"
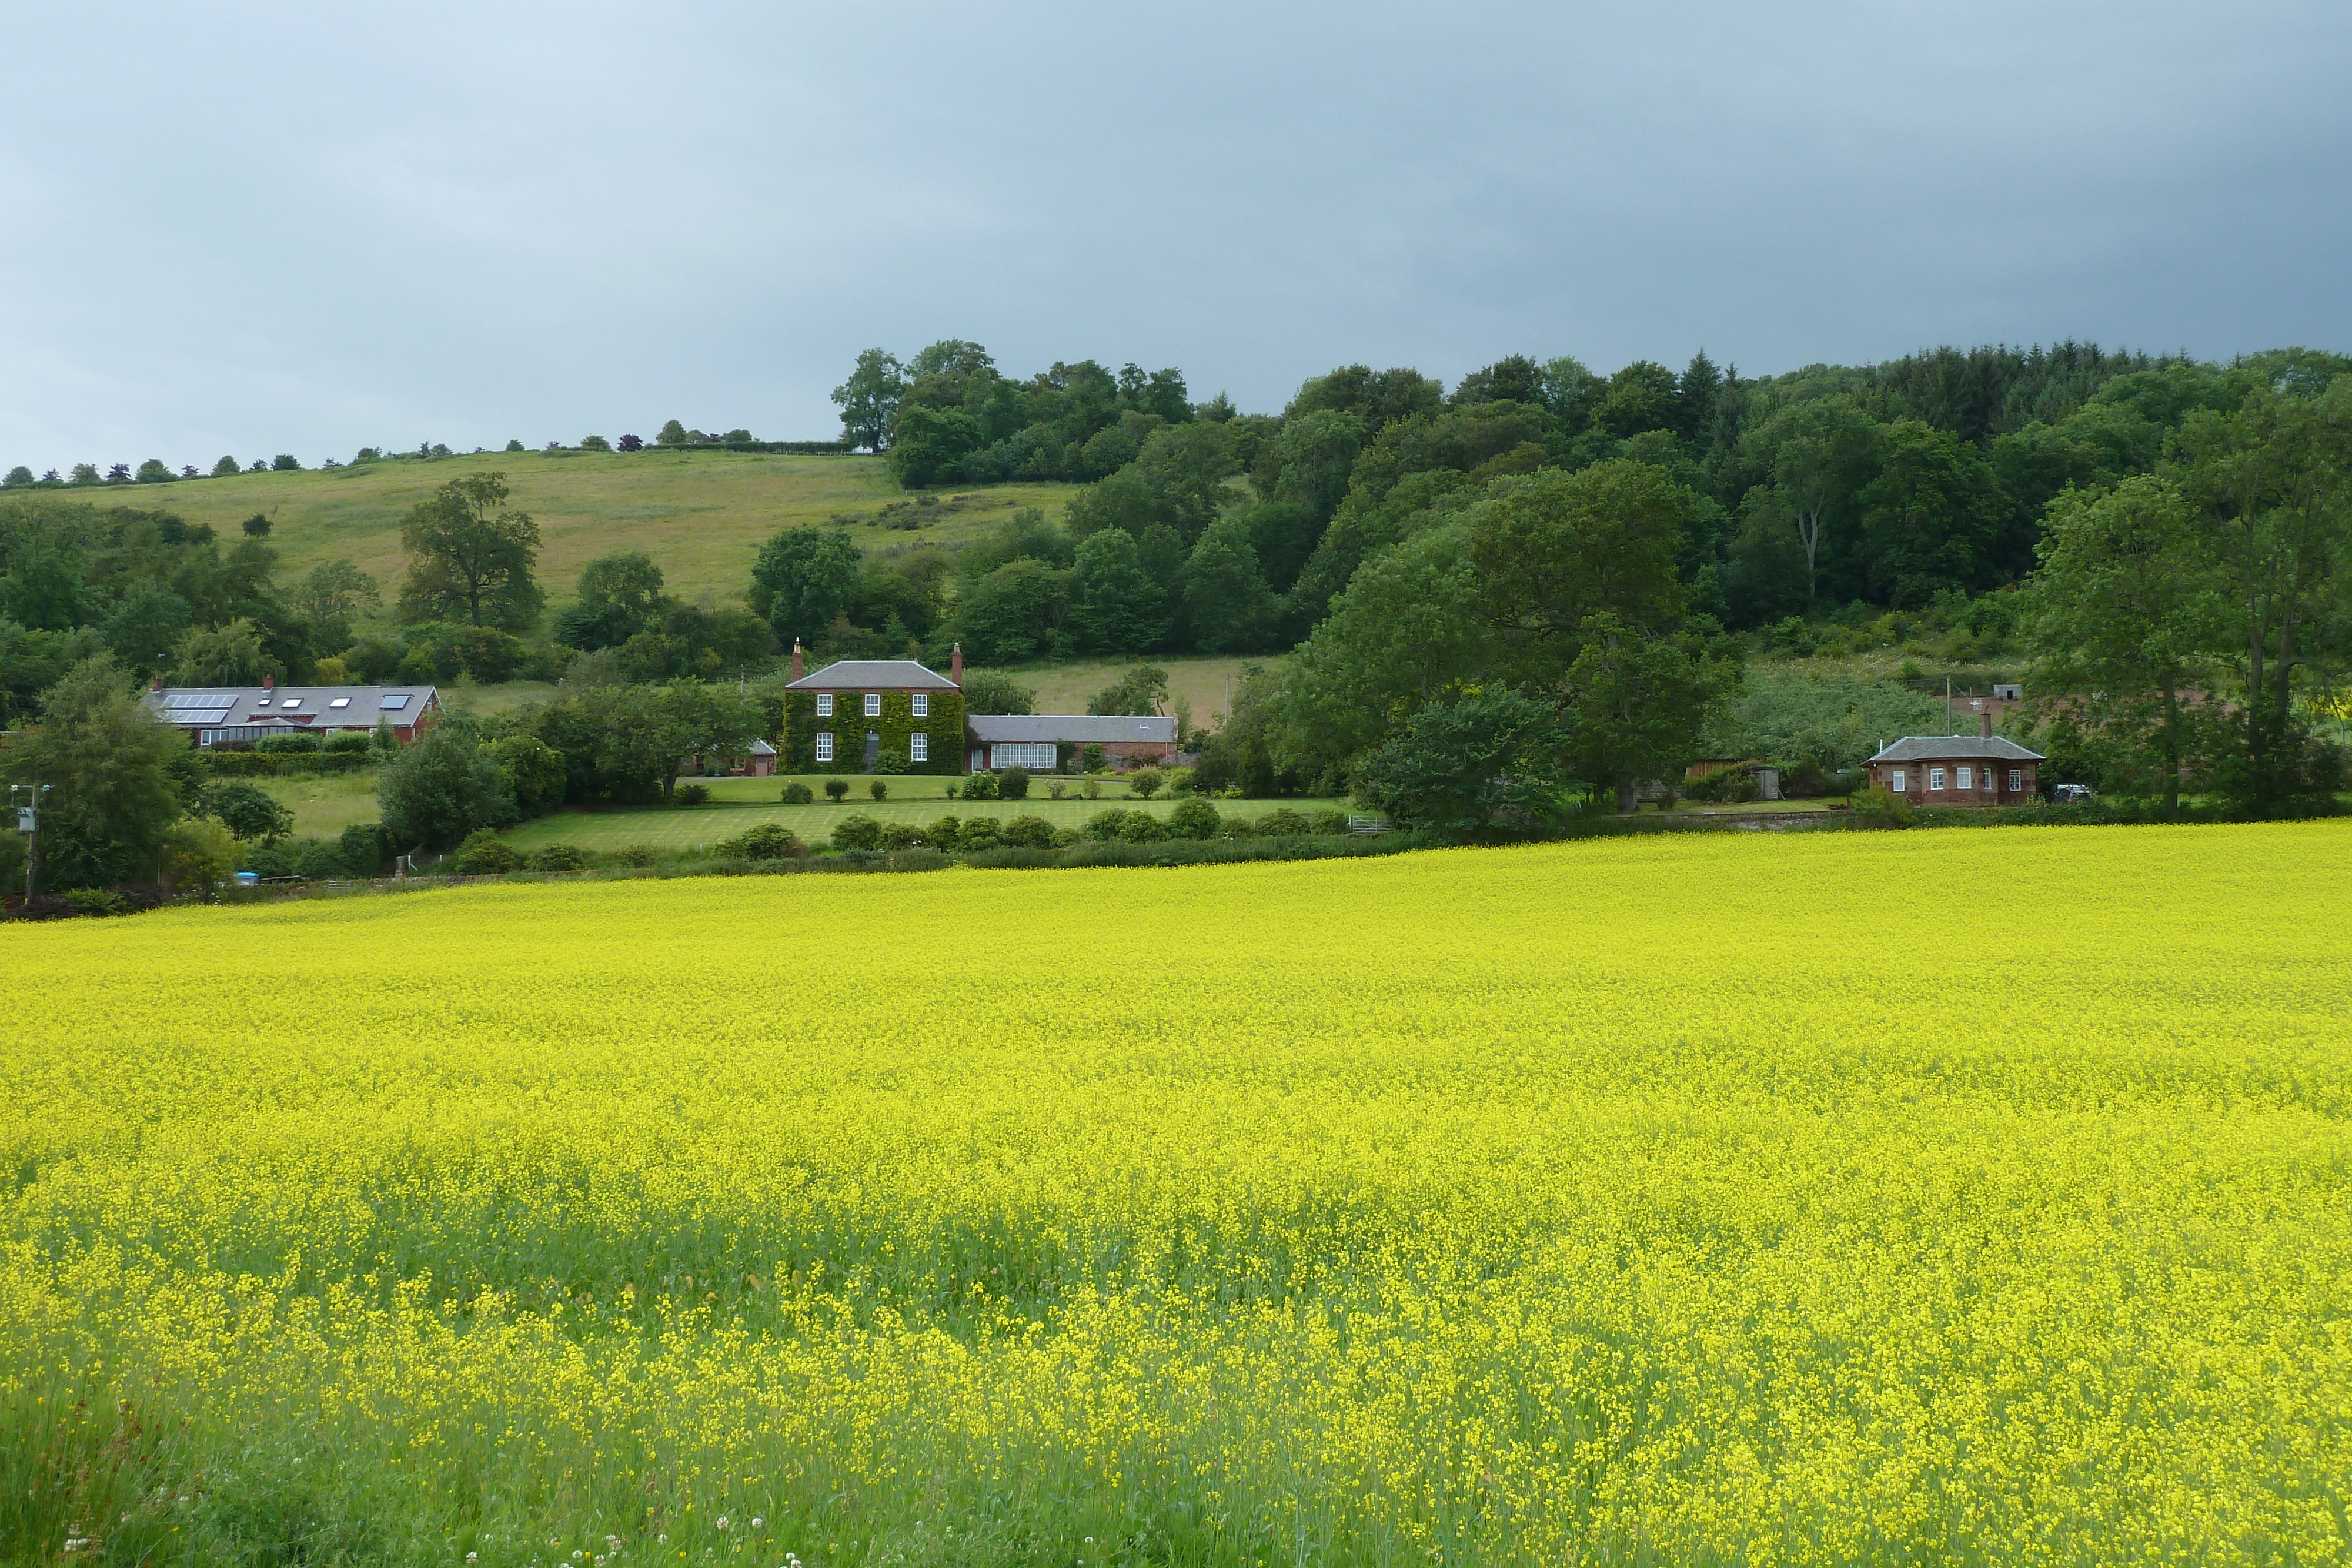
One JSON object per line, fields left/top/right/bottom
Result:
{"left": 5, "top": 3, "right": 2348, "bottom": 470}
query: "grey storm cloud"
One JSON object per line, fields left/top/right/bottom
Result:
{"left": 4, "top": 1, "right": 2348, "bottom": 469}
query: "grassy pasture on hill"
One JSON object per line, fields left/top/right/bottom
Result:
{"left": 6, "top": 821, "right": 2350, "bottom": 1566}
{"left": 124, "top": 451, "right": 1078, "bottom": 609}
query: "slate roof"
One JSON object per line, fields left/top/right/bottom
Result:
{"left": 1865, "top": 734, "right": 2046, "bottom": 764}
{"left": 786, "top": 660, "right": 958, "bottom": 691}
{"left": 146, "top": 685, "right": 440, "bottom": 728}
{"left": 968, "top": 714, "right": 1177, "bottom": 744}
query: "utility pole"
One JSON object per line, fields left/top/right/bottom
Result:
{"left": 12, "top": 784, "right": 48, "bottom": 902}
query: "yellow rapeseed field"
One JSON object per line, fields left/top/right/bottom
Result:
{"left": 5, "top": 823, "right": 2350, "bottom": 1566}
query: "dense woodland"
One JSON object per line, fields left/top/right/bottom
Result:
{"left": 2, "top": 337, "right": 2348, "bottom": 892}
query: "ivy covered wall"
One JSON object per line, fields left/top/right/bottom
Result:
{"left": 782, "top": 688, "right": 966, "bottom": 774}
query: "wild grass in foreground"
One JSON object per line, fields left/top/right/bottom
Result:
{"left": 4, "top": 823, "right": 2349, "bottom": 1566}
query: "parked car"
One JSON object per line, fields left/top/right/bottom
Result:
{"left": 2051, "top": 783, "right": 2097, "bottom": 804}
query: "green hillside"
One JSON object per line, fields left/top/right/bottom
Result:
{"left": 119, "top": 451, "right": 1078, "bottom": 609}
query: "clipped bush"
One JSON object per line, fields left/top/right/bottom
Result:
{"left": 255, "top": 733, "right": 323, "bottom": 755}
{"left": 1083, "top": 809, "right": 1136, "bottom": 842}
{"left": 878, "top": 822, "right": 925, "bottom": 851}
{"left": 926, "top": 814, "right": 962, "bottom": 845}
{"left": 779, "top": 781, "right": 814, "bottom": 805}
{"left": 718, "top": 823, "right": 806, "bottom": 861}
{"left": 1117, "top": 812, "right": 1167, "bottom": 844}
{"left": 1000, "top": 815, "right": 1054, "bottom": 850}
{"left": 675, "top": 784, "right": 711, "bottom": 806}
{"left": 1050, "top": 827, "right": 1084, "bottom": 848}
{"left": 1255, "top": 807, "right": 1310, "bottom": 838}
{"left": 956, "top": 817, "right": 1004, "bottom": 852}
{"left": 323, "top": 730, "right": 372, "bottom": 754}
{"left": 875, "top": 746, "right": 910, "bottom": 775}
{"left": 1046, "top": 780, "right": 1068, "bottom": 800}
{"left": 869, "top": 780, "right": 888, "bottom": 800}
{"left": 962, "top": 771, "right": 999, "bottom": 801}
{"left": 824, "top": 778, "right": 850, "bottom": 801}
{"left": 529, "top": 844, "right": 590, "bottom": 872}
{"left": 1127, "top": 768, "right": 1165, "bottom": 800}
{"left": 828, "top": 813, "right": 884, "bottom": 852}
{"left": 1165, "top": 797, "right": 1221, "bottom": 840}
{"left": 453, "top": 830, "right": 523, "bottom": 875}
{"left": 1081, "top": 778, "right": 1101, "bottom": 800}
{"left": 1164, "top": 766, "right": 1197, "bottom": 796}
{"left": 997, "top": 766, "right": 1030, "bottom": 800}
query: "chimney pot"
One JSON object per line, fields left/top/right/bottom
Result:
{"left": 950, "top": 641, "right": 963, "bottom": 687}
{"left": 1981, "top": 711, "right": 1993, "bottom": 740}
{"left": 790, "top": 639, "right": 803, "bottom": 681}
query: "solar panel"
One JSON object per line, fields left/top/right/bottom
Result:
{"left": 379, "top": 694, "right": 409, "bottom": 710}
{"left": 165, "top": 693, "right": 235, "bottom": 710}
{"left": 177, "top": 708, "right": 233, "bottom": 724}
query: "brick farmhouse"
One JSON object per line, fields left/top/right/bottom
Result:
{"left": 780, "top": 644, "right": 1177, "bottom": 775}
{"left": 1862, "top": 713, "right": 2044, "bottom": 805}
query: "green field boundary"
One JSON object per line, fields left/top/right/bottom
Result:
{"left": 500, "top": 796, "right": 1347, "bottom": 851}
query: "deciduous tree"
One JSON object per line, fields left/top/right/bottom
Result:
{"left": 396, "top": 473, "right": 544, "bottom": 631}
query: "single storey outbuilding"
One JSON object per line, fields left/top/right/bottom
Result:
{"left": 1863, "top": 714, "right": 2044, "bottom": 805}
{"left": 967, "top": 714, "right": 1179, "bottom": 774}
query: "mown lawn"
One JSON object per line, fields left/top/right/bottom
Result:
{"left": 502, "top": 795, "right": 1346, "bottom": 852}
{"left": 255, "top": 771, "right": 382, "bottom": 837}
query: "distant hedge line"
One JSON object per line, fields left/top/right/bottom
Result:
{"left": 202, "top": 751, "right": 375, "bottom": 778}
{"left": 653, "top": 439, "right": 857, "bottom": 456}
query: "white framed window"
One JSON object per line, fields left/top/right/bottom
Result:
{"left": 816, "top": 693, "right": 833, "bottom": 717}
{"left": 863, "top": 692, "right": 881, "bottom": 717}
{"left": 1929, "top": 767, "right": 1946, "bottom": 791}
{"left": 911, "top": 693, "right": 929, "bottom": 717}
{"left": 910, "top": 733, "right": 928, "bottom": 763}
{"left": 990, "top": 742, "right": 1057, "bottom": 770}
{"left": 2009, "top": 768, "right": 2023, "bottom": 792}
{"left": 1957, "top": 766, "right": 1973, "bottom": 790}
{"left": 1890, "top": 769, "right": 1906, "bottom": 792}
{"left": 814, "top": 732, "right": 834, "bottom": 763}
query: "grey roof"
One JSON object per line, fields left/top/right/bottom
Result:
{"left": 1866, "top": 734, "right": 2045, "bottom": 764}
{"left": 146, "top": 684, "right": 440, "bottom": 727}
{"left": 747, "top": 738, "right": 777, "bottom": 755}
{"left": 968, "top": 713, "right": 1177, "bottom": 744}
{"left": 786, "top": 659, "right": 958, "bottom": 691}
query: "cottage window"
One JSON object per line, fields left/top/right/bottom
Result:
{"left": 992, "top": 742, "right": 1057, "bottom": 770}
{"left": 2009, "top": 768, "right": 2023, "bottom": 792}
{"left": 908, "top": 733, "right": 928, "bottom": 763}
{"left": 1929, "top": 767, "right": 1946, "bottom": 791}
{"left": 816, "top": 693, "right": 833, "bottom": 717}
{"left": 863, "top": 693, "right": 881, "bottom": 717}
{"left": 1890, "top": 769, "right": 1906, "bottom": 792}
{"left": 911, "top": 693, "right": 929, "bottom": 717}
{"left": 814, "top": 732, "right": 834, "bottom": 764}
{"left": 1957, "top": 766, "right": 1973, "bottom": 790}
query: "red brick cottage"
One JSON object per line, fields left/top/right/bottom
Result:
{"left": 1862, "top": 714, "right": 2044, "bottom": 805}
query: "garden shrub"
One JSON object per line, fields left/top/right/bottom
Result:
{"left": 869, "top": 780, "right": 888, "bottom": 800}
{"left": 1081, "top": 778, "right": 1101, "bottom": 800}
{"left": 1081, "top": 744, "right": 1105, "bottom": 772}
{"left": 963, "top": 771, "right": 1000, "bottom": 801}
{"left": 1164, "top": 767, "right": 1197, "bottom": 795}
{"left": 675, "top": 784, "right": 711, "bottom": 806}
{"left": 1050, "top": 827, "right": 1084, "bottom": 848}
{"left": 878, "top": 823, "right": 925, "bottom": 851}
{"left": 323, "top": 730, "right": 371, "bottom": 754}
{"left": 530, "top": 844, "right": 590, "bottom": 872}
{"left": 160, "top": 818, "right": 238, "bottom": 891}
{"left": 255, "top": 733, "right": 322, "bottom": 755}
{"left": 825, "top": 778, "right": 850, "bottom": 801}
{"left": 1001, "top": 815, "right": 1054, "bottom": 850}
{"left": 957, "top": 817, "right": 1004, "bottom": 852}
{"left": 1083, "top": 809, "right": 1136, "bottom": 842}
{"left": 609, "top": 844, "right": 661, "bottom": 867}
{"left": 829, "top": 813, "right": 884, "bottom": 852}
{"left": 1046, "top": 780, "right": 1067, "bottom": 800}
{"left": 780, "top": 781, "right": 814, "bottom": 804}
{"left": 1256, "top": 808, "right": 1309, "bottom": 837}
{"left": 1118, "top": 813, "right": 1166, "bottom": 844}
{"left": 338, "top": 823, "right": 386, "bottom": 875}
{"left": 453, "top": 830, "right": 523, "bottom": 875}
{"left": 876, "top": 747, "right": 910, "bottom": 775}
{"left": 1850, "top": 786, "right": 1915, "bottom": 828}
{"left": 718, "top": 824, "right": 806, "bottom": 861}
{"left": 1128, "top": 768, "right": 1165, "bottom": 800}
{"left": 1308, "top": 809, "right": 1351, "bottom": 835}
{"left": 998, "top": 766, "right": 1031, "bottom": 800}
{"left": 926, "top": 815, "right": 961, "bottom": 846}
{"left": 60, "top": 888, "right": 131, "bottom": 918}
{"left": 1165, "top": 797, "right": 1221, "bottom": 840}
{"left": 1218, "top": 814, "right": 1257, "bottom": 838}
{"left": 293, "top": 838, "right": 352, "bottom": 880}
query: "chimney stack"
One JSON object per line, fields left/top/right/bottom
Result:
{"left": 1981, "top": 710, "right": 1993, "bottom": 740}
{"left": 790, "top": 639, "right": 803, "bottom": 681}
{"left": 262, "top": 673, "right": 275, "bottom": 692}
{"left": 150, "top": 675, "right": 163, "bottom": 693}
{"left": 950, "top": 641, "right": 963, "bottom": 687}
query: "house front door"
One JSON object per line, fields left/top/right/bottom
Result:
{"left": 864, "top": 730, "right": 880, "bottom": 771}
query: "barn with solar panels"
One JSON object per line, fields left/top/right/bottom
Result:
{"left": 143, "top": 677, "right": 442, "bottom": 747}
